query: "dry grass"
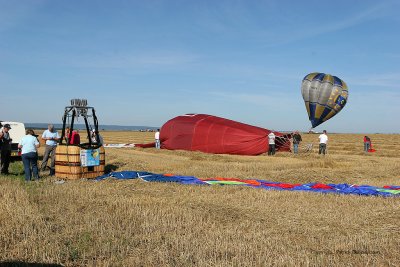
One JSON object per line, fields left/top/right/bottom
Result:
{"left": 1, "top": 132, "right": 399, "bottom": 266}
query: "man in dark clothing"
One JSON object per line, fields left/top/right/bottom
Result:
{"left": 292, "top": 131, "right": 302, "bottom": 154}
{"left": 0, "top": 124, "right": 12, "bottom": 174}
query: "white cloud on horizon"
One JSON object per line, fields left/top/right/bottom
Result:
{"left": 194, "top": 1, "right": 395, "bottom": 47}
{"left": 0, "top": 49, "right": 201, "bottom": 71}
{"left": 348, "top": 73, "right": 400, "bottom": 88}
{"left": 209, "top": 91, "right": 298, "bottom": 107}
{"left": 77, "top": 51, "right": 200, "bottom": 69}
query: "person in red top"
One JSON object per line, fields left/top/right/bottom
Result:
{"left": 363, "top": 136, "right": 371, "bottom": 153}
{"left": 64, "top": 127, "right": 80, "bottom": 145}
{"left": 69, "top": 130, "right": 80, "bottom": 145}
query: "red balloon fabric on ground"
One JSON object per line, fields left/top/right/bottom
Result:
{"left": 160, "top": 114, "right": 291, "bottom": 155}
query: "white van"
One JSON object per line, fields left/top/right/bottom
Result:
{"left": 0, "top": 121, "right": 26, "bottom": 157}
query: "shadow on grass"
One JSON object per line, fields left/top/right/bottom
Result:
{"left": 105, "top": 164, "right": 118, "bottom": 173}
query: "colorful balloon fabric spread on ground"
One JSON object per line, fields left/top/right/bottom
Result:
{"left": 301, "top": 73, "right": 348, "bottom": 128}
{"left": 95, "top": 171, "right": 400, "bottom": 197}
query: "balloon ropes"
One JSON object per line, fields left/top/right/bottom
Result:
{"left": 301, "top": 73, "right": 348, "bottom": 129}
{"left": 59, "top": 99, "right": 102, "bottom": 149}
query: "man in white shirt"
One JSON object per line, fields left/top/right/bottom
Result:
{"left": 268, "top": 131, "right": 276, "bottom": 155}
{"left": 318, "top": 130, "right": 328, "bottom": 155}
{"left": 40, "top": 124, "right": 60, "bottom": 175}
{"left": 155, "top": 129, "right": 160, "bottom": 149}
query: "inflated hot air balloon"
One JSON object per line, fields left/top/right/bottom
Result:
{"left": 301, "top": 72, "right": 348, "bottom": 128}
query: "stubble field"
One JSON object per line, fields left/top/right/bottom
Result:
{"left": 0, "top": 131, "right": 399, "bottom": 266}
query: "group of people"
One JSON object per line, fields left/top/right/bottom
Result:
{"left": 268, "top": 130, "right": 373, "bottom": 155}
{"left": 0, "top": 124, "right": 103, "bottom": 181}
{"left": 0, "top": 124, "right": 58, "bottom": 180}
{"left": 267, "top": 130, "right": 328, "bottom": 156}
{"left": 64, "top": 127, "right": 103, "bottom": 146}
{"left": 0, "top": 124, "right": 375, "bottom": 179}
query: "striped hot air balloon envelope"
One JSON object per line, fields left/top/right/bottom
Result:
{"left": 301, "top": 72, "right": 348, "bottom": 128}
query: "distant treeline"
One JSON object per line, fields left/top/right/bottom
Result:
{"left": 25, "top": 123, "right": 159, "bottom": 131}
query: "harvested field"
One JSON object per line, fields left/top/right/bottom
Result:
{"left": 1, "top": 131, "right": 399, "bottom": 266}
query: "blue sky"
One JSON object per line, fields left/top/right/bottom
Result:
{"left": 1, "top": 0, "right": 399, "bottom": 133}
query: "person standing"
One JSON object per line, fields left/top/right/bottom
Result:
{"left": 0, "top": 124, "right": 13, "bottom": 174}
{"left": 18, "top": 129, "right": 40, "bottom": 181}
{"left": 292, "top": 131, "right": 302, "bottom": 154}
{"left": 155, "top": 129, "right": 160, "bottom": 149}
{"left": 268, "top": 131, "right": 276, "bottom": 156}
{"left": 91, "top": 129, "right": 103, "bottom": 145}
{"left": 318, "top": 130, "right": 328, "bottom": 155}
{"left": 65, "top": 127, "right": 71, "bottom": 144}
{"left": 363, "top": 136, "right": 371, "bottom": 153}
{"left": 40, "top": 124, "right": 60, "bottom": 176}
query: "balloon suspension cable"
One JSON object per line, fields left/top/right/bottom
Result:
{"left": 301, "top": 143, "right": 314, "bottom": 153}
{"left": 275, "top": 133, "right": 292, "bottom": 151}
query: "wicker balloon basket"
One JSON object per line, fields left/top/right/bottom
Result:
{"left": 55, "top": 145, "right": 105, "bottom": 179}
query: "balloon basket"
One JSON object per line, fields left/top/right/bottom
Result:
{"left": 55, "top": 145, "right": 105, "bottom": 179}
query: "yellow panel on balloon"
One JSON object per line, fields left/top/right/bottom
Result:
{"left": 314, "top": 104, "right": 326, "bottom": 119}
{"left": 322, "top": 74, "right": 334, "bottom": 84}
{"left": 322, "top": 110, "right": 337, "bottom": 122}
